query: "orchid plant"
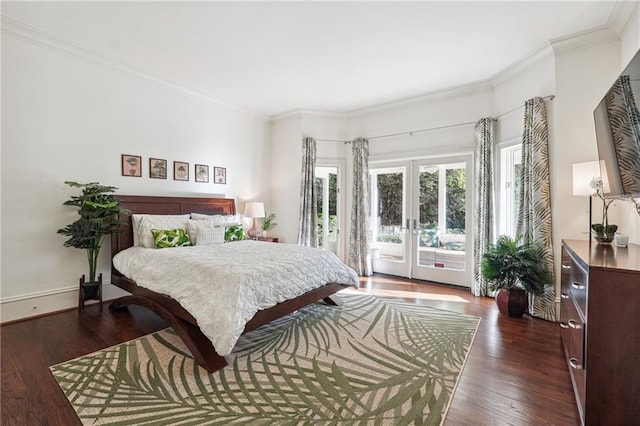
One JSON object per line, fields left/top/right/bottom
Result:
{"left": 589, "top": 177, "right": 618, "bottom": 236}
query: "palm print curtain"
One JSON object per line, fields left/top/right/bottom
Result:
{"left": 348, "top": 137, "right": 372, "bottom": 276}
{"left": 516, "top": 97, "right": 555, "bottom": 321}
{"left": 297, "top": 137, "right": 318, "bottom": 247}
{"left": 472, "top": 118, "right": 495, "bottom": 297}
{"left": 604, "top": 75, "right": 640, "bottom": 194}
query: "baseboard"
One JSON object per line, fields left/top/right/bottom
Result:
{"left": 0, "top": 283, "right": 130, "bottom": 324}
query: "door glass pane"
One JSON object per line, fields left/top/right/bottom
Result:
{"left": 316, "top": 167, "right": 339, "bottom": 254}
{"left": 417, "top": 163, "right": 466, "bottom": 270}
{"left": 499, "top": 145, "right": 522, "bottom": 238}
{"left": 371, "top": 168, "right": 405, "bottom": 262}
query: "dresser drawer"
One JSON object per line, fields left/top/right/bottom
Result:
{"left": 560, "top": 296, "right": 586, "bottom": 415}
{"left": 569, "top": 259, "right": 587, "bottom": 317}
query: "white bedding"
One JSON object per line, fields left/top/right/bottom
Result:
{"left": 113, "top": 240, "right": 359, "bottom": 356}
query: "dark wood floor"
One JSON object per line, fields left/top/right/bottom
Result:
{"left": 1, "top": 275, "right": 580, "bottom": 425}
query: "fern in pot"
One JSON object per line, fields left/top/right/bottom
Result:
{"left": 481, "top": 235, "right": 552, "bottom": 317}
{"left": 57, "top": 182, "right": 130, "bottom": 301}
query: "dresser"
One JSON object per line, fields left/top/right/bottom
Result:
{"left": 560, "top": 239, "right": 640, "bottom": 425}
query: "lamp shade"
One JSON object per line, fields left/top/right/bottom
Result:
{"left": 572, "top": 160, "right": 610, "bottom": 196}
{"left": 243, "top": 202, "right": 265, "bottom": 218}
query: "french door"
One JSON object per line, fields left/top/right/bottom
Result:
{"left": 316, "top": 163, "right": 343, "bottom": 259}
{"left": 370, "top": 156, "right": 471, "bottom": 287}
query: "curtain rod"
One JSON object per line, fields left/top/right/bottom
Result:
{"left": 314, "top": 120, "right": 479, "bottom": 144}
{"left": 495, "top": 94, "right": 555, "bottom": 119}
{"left": 315, "top": 94, "right": 555, "bottom": 143}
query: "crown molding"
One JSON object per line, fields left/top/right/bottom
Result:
{"left": 270, "top": 108, "right": 349, "bottom": 122}
{"left": 346, "top": 80, "right": 494, "bottom": 118}
{"left": 1, "top": 15, "right": 266, "bottom": 120}
{"left": 490, "top": 43, "right": 554, "bottom": 89}
{"left": 608, "top": 1, "right": 639, "bottom": 38}
{"left": 270, "top": 109, "right": 304, "bottom": 122}
{"left": 550, "top": 25, "right": 619, "bottom": 56}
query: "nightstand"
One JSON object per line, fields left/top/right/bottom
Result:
{"left": 253, "top": 236, "right": 279, "bottom": 243}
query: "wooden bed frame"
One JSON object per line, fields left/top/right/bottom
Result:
{"left": 110, "top": 195, "right": 345, "bottom": 373}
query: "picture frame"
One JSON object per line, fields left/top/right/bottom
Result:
{"left": 149, "top": 158, "right": 167, "bottom": 179}
{"left": 122, "top": 154, "right": 142, "bottom": 177}
{"left": 214, "top": 167, "right": 227, "bottom": 184}
{"left": 173, "top": 161, "right": 189, "bottom": 181}
{"left": 195, "top": 164, "right": 209, "bottom": 183}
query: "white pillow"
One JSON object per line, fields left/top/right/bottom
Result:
{"left": 197, "top": 227, "right": 226, "bottom": 246}
{"left": 137, "top": 214, "right": 190, "bottom": 248}
{"left": 131, "top": 214, "right": 146, "bottom": 247}
{"left": 190, "top": 213, "right": 242, "bottom": 227}
{"left": 186, "top": 220, "right": 226, "bottom": 246}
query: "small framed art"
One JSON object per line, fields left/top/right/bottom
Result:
{"left": 195, "top": 164, "right": 209, "bottom": 183}
{"left": 149, "top": 158, "right": 167, "bottom": 179}
{"left": 122, "top": 154, "right": 142, "bottom": 177}
{"left": 174, "top": 161, "right": 189, "bottom": 181}
{"left": 214, "top": 167, "right": 227, "bottom": 184}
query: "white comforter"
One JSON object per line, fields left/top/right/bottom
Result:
{"left": 113, "top": 241, "right": 359, "bottom": 356}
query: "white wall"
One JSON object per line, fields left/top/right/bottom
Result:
{"left": 349, "top": 84, "right": 494, "bottom": 162}
{"left": 552, "top": 36, "right": 623, "bottom": 246}
{"left": 493, "top": 48, "right": 555, "bottom": 144}
{"left": 1, "top": 27, "right": 270, "bottom": 321}
{"left": 269, "top": 113, "right": 304, "bottom": 244}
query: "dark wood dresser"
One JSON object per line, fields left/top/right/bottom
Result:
{"left": 560, "top": 239, "right": 640, "bottom": 425}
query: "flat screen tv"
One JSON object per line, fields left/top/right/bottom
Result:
{"left": 593, "top": 49, "right": 640, "bottom": 198}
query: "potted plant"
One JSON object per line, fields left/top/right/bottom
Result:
{"left": 481, "top": 235, "right": 552, "bottom": 318}
{"left": 589, "top": 177, "right": 617, "bottom": 243}
{"left": 261, "top": 212, "right": 277, "bottom": 237}
{"left": 57, "top": 182, "right": 130, "bottom": 301}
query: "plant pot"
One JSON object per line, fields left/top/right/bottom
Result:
{"left": 496, "top": 288, "right": 528, "bottom": 318}
{"left": 592, "top": 224, "right": 617, "bottom": 244}
{"left": 593, "top": 233, "right": 615, "bottom": 244}
{"left": 82, "top": 282, "right": 100, "bottom": 300}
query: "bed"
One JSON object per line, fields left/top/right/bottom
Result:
{"left": 110, "top": 195, "right": 358, "bottom": 372}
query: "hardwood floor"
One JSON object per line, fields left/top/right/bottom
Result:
{"left": 1, "top": 275, "right": 580, "bottom": 425}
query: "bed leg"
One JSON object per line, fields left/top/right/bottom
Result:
{"left": 108, "top": 295, "right": 227, "bottom": 373}
{"left": 323, "top": 295, "right": 343, "bottom": 306}
{"left": 109, "top": 298, "right": 131, "bottom": 311}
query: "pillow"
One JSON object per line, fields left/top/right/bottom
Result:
{"left": 190, "top": 213, "right": 242, "bottom": 227}
{"left": 196, "top": 226, "right": 226, "bottom": 246}
{"left": 186, "top": 219, "right": 225, "bottom": 246}
{"left": 137, "top": 214, "right": 190, "bottom": 248}
{"left": 225, "top": 224, "right": 246, "bottom": 242}
{"left": 151, "top": 228, "right": 191, "bottom": 249}
{"left": 441, "top": 241, "right": 465, "bottom": 251}
{"left": 420, "top": 229, "right": 439, "bottom": 248}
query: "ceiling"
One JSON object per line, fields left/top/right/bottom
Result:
{"left": 3, "top": 1, "right": 621, "bottom": 117}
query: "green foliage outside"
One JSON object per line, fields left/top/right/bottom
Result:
{"left": 317, "top": 213, "right": 337, "bottom": 247}
{"left": 375, "top": 167, "right": 466, "bottom": 245}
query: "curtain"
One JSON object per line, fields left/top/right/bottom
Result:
{"left": 472, "top": 118, "right": 495, "bottom": 297}
{"left": 604, "top": 75, "right": 640, "bottom": 194}
{"left": 297, "top": 137, "right": 318, "bottom": 247}
{"left": 516, "top": 97, "right": 556, "bottom": 321}
{"left": 348, "top": 137, "right": 372, "bottom": 276}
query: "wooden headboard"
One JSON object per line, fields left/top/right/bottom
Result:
{"left": 110, "top": 195, "right": 236, "bottom": 258}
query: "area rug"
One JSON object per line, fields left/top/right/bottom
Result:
{"left": 50, "top": 293, "right": 480, "bottom": 425}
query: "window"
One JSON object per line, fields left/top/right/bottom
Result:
{"left": 499, "top": 144, "right": 522, "bottom": 237}
{"left": 315, "top": 166, "right": 339, "bottom": 254}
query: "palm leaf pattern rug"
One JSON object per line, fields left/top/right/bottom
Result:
{"left": 50, "top": 293, "right": 480, "bottom": 425}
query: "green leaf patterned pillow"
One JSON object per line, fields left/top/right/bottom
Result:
{"left": 224, "top": 224, "right": 246, "bottom": 242}
{"left": 151, "top": 228, "right": 191, "bottom": 249}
